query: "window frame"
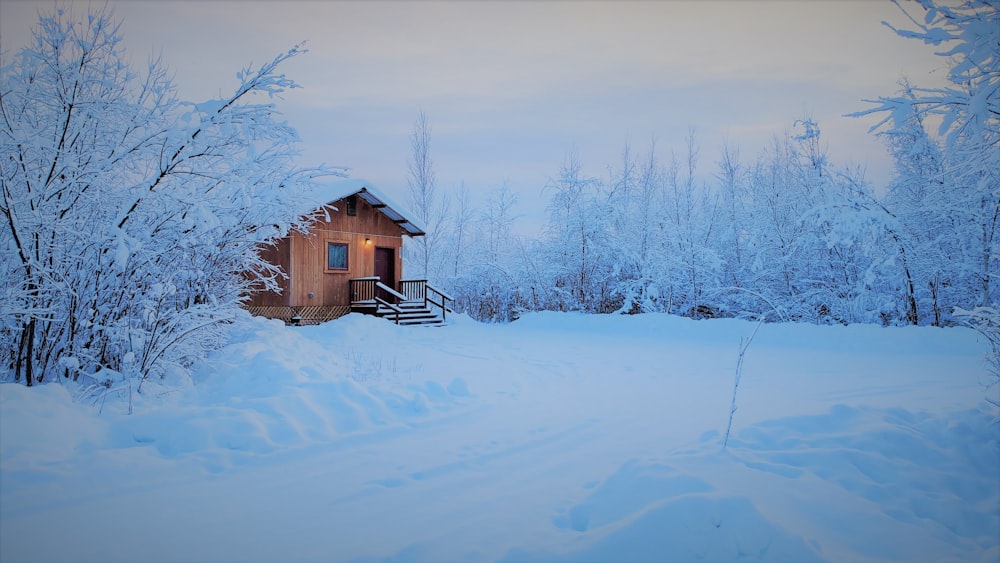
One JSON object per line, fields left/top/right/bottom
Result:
{"left": 326, "top": 241, "right": 349, "bottom": 271}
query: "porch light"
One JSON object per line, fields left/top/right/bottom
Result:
{"left": 365, "top": 237, "right": 371, "bottom": 245}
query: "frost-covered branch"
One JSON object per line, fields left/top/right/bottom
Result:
{"left": 0, "top": 7, "right": 341, "bottom": 399}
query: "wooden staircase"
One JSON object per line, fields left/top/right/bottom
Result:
{"left": 376, "top": 300, "right": 445, "bottom": 326}
{"left": 350, "top": 278, "right": 453, "bottom": 326}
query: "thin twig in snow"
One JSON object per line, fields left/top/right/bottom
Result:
{"left": 723, "top": 318, "right": 764, "bottom": 449}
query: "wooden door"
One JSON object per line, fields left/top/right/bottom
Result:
{"left": 375, "top": 246, "right": 395, "bottom": 301}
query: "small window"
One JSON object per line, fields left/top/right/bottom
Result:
{"left": 346, "top": 195, "right": 357, "bottom": 216}
{"left": 327, "top": 242, "right": 348, "bottom": 270}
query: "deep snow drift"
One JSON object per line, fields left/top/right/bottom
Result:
{"left": 1, "top": 312, "right": 997, "bottom": 562}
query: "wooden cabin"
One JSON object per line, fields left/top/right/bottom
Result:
{"left": 245, "top": 179, "right": 451, "bottom": 325}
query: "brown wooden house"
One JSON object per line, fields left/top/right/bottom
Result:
{"left": 245, "top": 179, "right": 451, "bottom": 325}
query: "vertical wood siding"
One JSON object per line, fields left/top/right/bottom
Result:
{"left": 246, "top": 194, "right": 410, "bottom": 309}
{"left": 248, "top": 238, "right": 291, "bottom": 307}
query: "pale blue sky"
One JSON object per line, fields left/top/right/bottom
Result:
{"left": 1, "top": 1, "right": 946, "bottom": 232}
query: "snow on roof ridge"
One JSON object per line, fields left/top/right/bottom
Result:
{"left": 304, "top": 178, "right": 426, "bottom": 236}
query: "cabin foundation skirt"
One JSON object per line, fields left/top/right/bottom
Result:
{"left": 244, "top": 305, "right": 351, "bottom": 325}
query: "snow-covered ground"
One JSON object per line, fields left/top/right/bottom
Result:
{"left": 2, "top": 312, "right": 997, "bottom": 562}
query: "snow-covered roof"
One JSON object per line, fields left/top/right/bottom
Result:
{"left": 302, "top": 178, "right": 426, "bottom": 237}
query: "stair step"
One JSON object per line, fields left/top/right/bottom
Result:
{"left": 398, "top": 318, "right": 444, "bottom": 326}
{"left": 376, "top": 308, "right": 434, "bottom": 317}
{"left": 367, "top": 302, "right": 447, "bottom": 326}
{"left": 375, "top": 308, "right": 440, "bottom": 321}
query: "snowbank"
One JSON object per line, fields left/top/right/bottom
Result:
{"left": 1, "top": 312, "right": 997, "bottom": 562}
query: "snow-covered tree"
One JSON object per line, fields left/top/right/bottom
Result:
{"left": 606, "top": 140, "right": 669, "bottom": 314}
{"left": 447, "top": 183, "right": 475, "bottom": 278}
{"left": 660, "top": 130, "right": 722, "bottom": 317}
{"left": 852, "top": 0, "right": 998, "bottom": 407}
{"left": 853, "top": 0, "right": 1000, "bottom": 323}
{"left": 0, "top": 7, "right": 330, "bottom": 399}
{"left": 441, "top": 183, "right": 527, "bottom": 322}
{"left": 737, "top": 130, "right": 820, "bottom": 321}
{"left": 714, "top": 142, "right": 749, "bottom": 294}
{"left": 872, "top": 84, "right": 958, "bottom": 325}
{"left": 404, "top": 111, "right": 449, "bottom": 280}
{"left": 539, "top": 154, "right": 617, "bottom": 312}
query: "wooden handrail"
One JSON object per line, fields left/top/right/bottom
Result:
{"left": 351, "top": 277, "right": 409, "bottom": 306}
{"left": 375, "top": 281, "right": 408, "bottom": 302}
{"left": 375, "top": 296, "right": 402, "bottom": 324}
{"left": 425, "top": 283, "right": 454, "bottom": 303}
{"left": 424, "top": 283, "right": 454, "bottom": 321}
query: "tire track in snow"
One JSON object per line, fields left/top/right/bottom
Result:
{"left": 325, "top": 416, "right": 601, "bottom": 508}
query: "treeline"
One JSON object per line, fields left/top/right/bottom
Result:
{"left": 412, "top": 120, "right": 994, "bottom": 326}
{"left": 406, "top": 1, "right": 998, "bottom": 328}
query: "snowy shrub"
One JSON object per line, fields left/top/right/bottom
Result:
{"left": 0, "top": 7, "right": 334, "bottom": 397}
{"left": 447, "top": 265, "right": 525, "bottom": 323}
